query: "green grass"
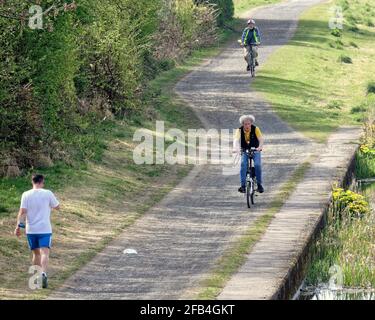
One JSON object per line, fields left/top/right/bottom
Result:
{"left": 356, "top": 109, "right": 375, "bottom": 179}
{"left": 233, "top": 0, "right": 283, "bottom": 16}
{"left": 196, "top": 160, "right": 312, "bottom": 299}
{"left": 252, "top": 0, "right": 375, "bottom": 142}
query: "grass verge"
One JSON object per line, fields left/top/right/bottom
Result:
{"left": 233, "top": 0, "right": 282, "bottom": 16}
{"left": 196, "top": 160, "right": 312, "bottom": 299}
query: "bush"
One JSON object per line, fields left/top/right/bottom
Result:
{"left": 332, "top": 188, "right": 370, "bottom": 217}
{"left": 351, "top": 105, "right": 367, "bottom": 114}
{"left": 154, "top": 0, "right": 218, "bottom": 61}
{"left": 327, "top": 101, "right": 342, "bottom": 109}
{"left": 348, "top": 24, "right": 360, "bottom": 33}
{"left": 367, "top": 81, "right": 375, "bottom": 94}
{"left": 195, "top": 0, "right": 234, "bottom": 26}
{"left": 338, "top": 54, "right": 352, "bottom": 64}
{"left": 331, "top": 28, "right": 342, "bottom": 37}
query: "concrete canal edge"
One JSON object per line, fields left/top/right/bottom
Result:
{"left": 273, "top": 143, "right": 358, "bottom": 300}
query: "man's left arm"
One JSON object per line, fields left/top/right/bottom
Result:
{"left": 256, "top": 127, "right": 264, "bottom": 151}
{"left": 256, "top": 27, "right": 261, "bottom": 44}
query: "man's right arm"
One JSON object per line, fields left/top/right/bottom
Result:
{"left": 241, "top": 28, "right": 247, "bottom": 45}
{"left": 233, "top": 129, "right": 241, "bottom": 153}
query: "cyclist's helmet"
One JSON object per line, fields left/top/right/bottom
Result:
{"left": 247, "top": 19, "right": 256, "bottom": 25}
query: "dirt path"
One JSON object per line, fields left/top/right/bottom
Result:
{"left": 50, "top": 0, "right": 329, "bottom": 299}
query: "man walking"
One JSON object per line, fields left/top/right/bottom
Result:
{"left": 14, "top": 174, "right": 60, "bottom": 289}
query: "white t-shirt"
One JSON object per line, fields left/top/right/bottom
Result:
{"left": 20, "top": 189, "right": 59, "bottom": 234}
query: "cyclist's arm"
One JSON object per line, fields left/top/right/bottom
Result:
{"left": 257, "top": 135, "right": 264, "bottom": 151}
{"left": 241, "top": 29, "right": 247, "bottom": 45}
{"left": 256, "top": 127, "right": 264, "bottom": 151}
{"left": 233, "top": 129, "right": 241, "bottom": 153}
{"left": 256, "top": 28, "right": 261, "bottom": 45}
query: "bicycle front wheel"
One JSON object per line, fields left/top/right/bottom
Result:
{"left": 246, "top": 180, "right": 253, "bottom": 208}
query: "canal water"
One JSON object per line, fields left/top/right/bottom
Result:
{"left": 295, "top": 180, "right": 375, "bottom": 300}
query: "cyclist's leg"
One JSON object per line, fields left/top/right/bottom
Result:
{"left": 253, "top": 152, "right": 262, "bottom": 185}
{"left": 253, "top": 46, "right": 259, "bottom": 65}
{"left": 240, "top": 152, "right": 248, "bottom": 188}
{"left": 245, "top": 46, "right": 252, "bottom": 66}
{"left": 243, "top": 47, "right": 248, "bottom": 63}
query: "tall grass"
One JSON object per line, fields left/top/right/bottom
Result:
{"left": 306, "top": 112, "right": 375, "bottom": 289}
{"left": 356, "top": 107, "right": 375, "bottom": 179}
{"left": 306, "top": 188, "right": 374, "bottom": 288}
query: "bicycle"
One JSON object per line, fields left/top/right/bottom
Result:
{"left": 246, "top": 44, "right": 258, "bottom": 78}
{"left": 243, "top": 147, "right": 258, "bottom": 208}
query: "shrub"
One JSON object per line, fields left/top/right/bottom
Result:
{"left": 332, "top": 188, "right": 370, "bottom": 217}
{"left": 338, "top": 54, "right": 352, "bottom": 64}
{"left": 351, "top": 105, "right": 367, "bottom": 113}
{"left": 331, "top": 28, "right": 342, "bottom": 37}
{"left": 348, "top": 24, "right": 360, "bottom": 33}
{"left": 327, "top": 101, "right": 342, "bottom": 109}
{"left": 367, "top": 81, "right": 375, "bottom": 94}
{"left": 195, "top": 0, "right": 234, "bottom": 26}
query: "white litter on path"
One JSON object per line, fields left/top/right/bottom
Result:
{"left": 123, "top": 248, "right": 138, "bottom": 255}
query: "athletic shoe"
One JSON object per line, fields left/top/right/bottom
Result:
{"left": 257, "top": 183, "right": 264, "bottom": 193}
{"left": 42, "top": 273, "right": 48, "bottom": 289}
{"left": 238, "top": 186, "right": 246, "bottom": 193}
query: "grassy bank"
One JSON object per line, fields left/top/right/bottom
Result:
{"left": 233, "top": 0, "right": 282, "bottom": 16}
{"left": 305, "top": 187, "right": 375, "bottom": 288}
{"left": 252, "top": 0, "right": 375, "bottom": 142}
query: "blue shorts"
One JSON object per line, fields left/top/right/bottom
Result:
{"left": 26, "top": 234, "right": 52, "bottom": 251}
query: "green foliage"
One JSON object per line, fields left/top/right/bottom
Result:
{"left": 306, "top": 187, "right": 374, "bottom": 288}
{"left": 331, "top": 28, "right": 342, "bottom": 37}
{"left": 332, "top": 188, "right": 370, "bottom": 217}
{"left": 195, "top": 0, "right": 234, "bottom": 26}
{"left": 356, "top": 112, "right": 375, "bottom": 179}
{"left": 0, "top": 0, "right": 221, "bottom": 175}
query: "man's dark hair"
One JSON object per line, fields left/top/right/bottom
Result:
{"left": 32, "top": 174, "right": 44, "bottom": 184}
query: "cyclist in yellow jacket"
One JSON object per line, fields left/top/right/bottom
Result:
{"left": 241, "top": 19, "right": 261, "bottom": 71}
